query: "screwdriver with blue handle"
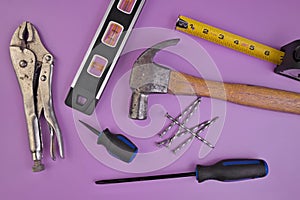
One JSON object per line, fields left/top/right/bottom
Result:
{"left": 79, "top": 120, "right": 138, "bottom": 163}
{"left": 95, "top": 159, "right": 268, "bottom": 184}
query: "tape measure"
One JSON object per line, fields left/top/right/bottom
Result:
{"left": 175, "top": 15, "right": 300, "bottom": 82}
{"left": 175, "top": 15, "right": 285, "bottom": 65}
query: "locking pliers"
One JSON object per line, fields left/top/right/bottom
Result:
{"left": 9, "top": 21, "right": 64, "bottom": 172}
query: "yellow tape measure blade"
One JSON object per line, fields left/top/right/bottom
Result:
{"left": 176, "top": 15, "right": 285, "bottom": 65}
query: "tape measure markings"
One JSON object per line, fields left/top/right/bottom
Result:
{"left": 176, "top": 15, "right": 285, "bottom": 65}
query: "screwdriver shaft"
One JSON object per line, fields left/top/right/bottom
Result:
{"left": 79, "top": 120, "right": 100, "bottom": 136}
{"left": 95, "top": 172, "right": 195, "bottom": 184}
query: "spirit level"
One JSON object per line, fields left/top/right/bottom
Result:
{"left": 176, "top": 15, "right": 300, "bottom": 82}
{"left": 65, "top": 0, "right": 146, "bottom": 115}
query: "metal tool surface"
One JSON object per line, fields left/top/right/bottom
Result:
{"left": 157, "top": 115, "right": 218, "bottom": 152}
{"left": 156, "top": 97, "right": 217, "bottom": 150}
{"left": 172, "top": 116, "right": 219, "bottom": 154}
{"left": 158, "top": 97, "right": 201, "bottom": 138}
{"left": 164, "top": 113, "right": 215, "bottom": 148}
{"left": 129, "top": 39, "right": 300, "bottom": 120}
{"left": 9, "top": 21, "right": 64, "bottom": 172}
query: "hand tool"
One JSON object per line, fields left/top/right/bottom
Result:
{"left": 175, "top": 15, "right": 300, "bottom": 82}
{"left": 65, "top": 0, "right": 146, "bottom": 115}
{"left": 129, "top": 39, "right": 300, "bottom": 120}
{"left": 79, "top": 120, "right": 138, "bottom": 163}
{"left": 95, "top": 158, "right": 268, "bottom": 184}
{"left": 165, "top": 113, "right": 215, "bottom": 148}
{"left": 159, "top": 97, "right": 201, "bottom": 138}
{"left": 9, "top": 21, "right": 64, "bottom": 172}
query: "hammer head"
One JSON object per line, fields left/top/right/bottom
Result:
{"left": 129, "top": 38, "right": 180, "bottom": 120}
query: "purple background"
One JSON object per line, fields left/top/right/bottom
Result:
{"left": 1, "top": 0, "right": 300, "bottom": 199}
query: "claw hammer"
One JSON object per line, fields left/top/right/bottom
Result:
{"left": 129, "top": 39, "right": 300, "bottom": 120}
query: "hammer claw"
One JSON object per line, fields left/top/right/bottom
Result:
{"left": 135, "top": 39, "right": 180, "bottom": 65}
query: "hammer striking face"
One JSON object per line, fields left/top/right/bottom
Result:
{"left": 129, "top": 39, "right": 300, "bottom": 120}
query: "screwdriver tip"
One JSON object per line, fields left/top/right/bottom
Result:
{"left": 78, "top": 120, "right": 101, "bottom": 136}
{"left": 95, "top": 180, "right": 105, "bottom": 184}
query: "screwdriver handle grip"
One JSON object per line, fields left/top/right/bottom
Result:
{"left": 196, "top": 159, "right": 268, "bottom": 183}
{"left": 98, "top": 129, "right": 138, "bottom": 163}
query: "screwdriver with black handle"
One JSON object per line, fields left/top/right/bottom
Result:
{"left": 95, "top": 159, "right": 268, "bottom": 184}
{"left": 79, "top": 120, "right": 138, "bottom": 163}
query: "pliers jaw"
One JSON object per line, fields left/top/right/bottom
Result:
{"left": 9, "top": 21, "right": 64, "bottom": 172}
{"left": 10, "top": 21, "right": 33, "bottom": 49}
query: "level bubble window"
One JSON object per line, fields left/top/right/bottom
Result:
{"left": 87, "top": 55, "right": 108, "bottom": 77}
{"left": 101, "top": 21, "right": 124, "bottom": 47}
{"left": 117, "top": 0, "right": 137, "bottom": 14}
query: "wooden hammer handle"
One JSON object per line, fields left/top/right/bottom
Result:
{"left": 168, "top": 71, "right": 300, "bottom": 115}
